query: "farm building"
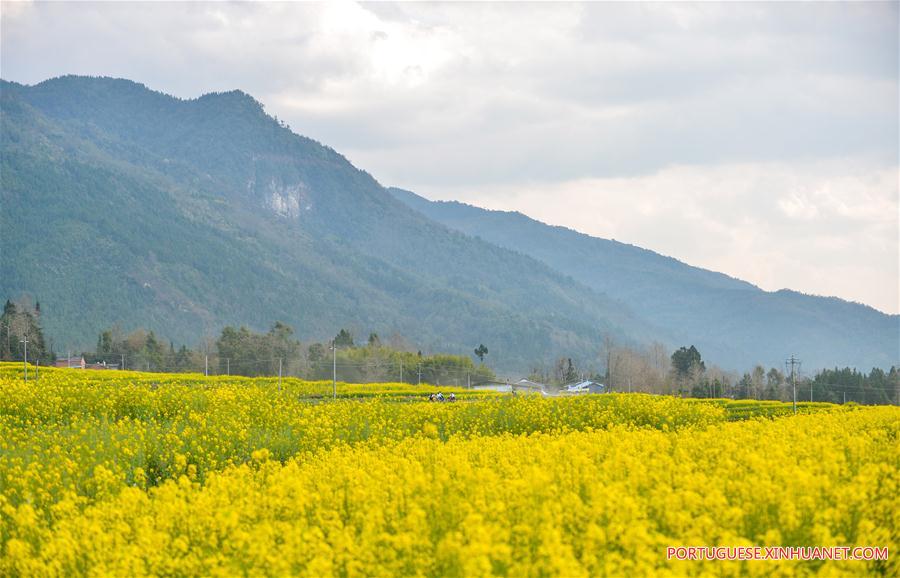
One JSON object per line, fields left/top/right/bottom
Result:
{"left": 470, "top": 380, "right": 549, "bottom": 395}
{"left": 53, "top": 357, "right": 119, "bottom": 370}
{"left": 514, "top": 379, "right": 549, "bottom": 395}
{"left": 564, "top": 380, "right": 606, "bottom": 394}
{"left": 54, "top": 356, "right": 86, "bottom": 369}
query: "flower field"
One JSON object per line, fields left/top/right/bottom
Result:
{"left": 1, "top": 365, "right": 897, "bottom": 576}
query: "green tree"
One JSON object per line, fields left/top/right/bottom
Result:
{"left": 474, "top": 344, "right": 488, "bottom": 363}
{"left": 554, "top": 357, "right": 578, "bottom": 384}
{"left": 144, "top": 331, "right": 165, "bottom": 371}
{"left": 671, "top": 345, "right": 705, "bottom": 397}
{"left": 308, "top": 343, "right": 325, "bottom": 367}
{"left": 334, "top": 329, "right": 354, "bottom": 348}
{"left": 0, "top": 299, "right": 50, "bottom": 363}
{"left": 671, "top": 346, "right": 705, "bottom": 379}
{"left": 0, "top": 300, "right": 16, "bottom": 360}
{"left": 216, "top": 326, "right": 257, "bottom": 376}
{"left": 766, "top": 367, "right": 784, "bottom": 400}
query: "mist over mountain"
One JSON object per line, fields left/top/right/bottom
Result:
{"left": 389, "top": 188, "right": 899, "bottom": 371}
{"left": 1, "top": 75, "right": 661, "bottom": 372}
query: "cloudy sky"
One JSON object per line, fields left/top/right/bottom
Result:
{"left": 2, "top": 1, "right": 898, "bottom": 313}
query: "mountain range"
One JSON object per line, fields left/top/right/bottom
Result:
{"left": 1, "top": 75, "right": 896, "bottom": 372}
{"left": 390, "top": 188, "right": 899, "bottom": 370}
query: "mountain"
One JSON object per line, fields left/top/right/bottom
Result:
{"left": 3, "top": 75, "right": 894, "bottom": 374}
{"left": 1, "top": 75, "right": 661, "bottom": 372}
{"left": 389, "top": 188, "right": 899, "bottom": 370}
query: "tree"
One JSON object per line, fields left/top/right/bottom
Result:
{"left": 215, "top": 322, "right": 299, "bottom": 377}
{"left": 95, "top": 325, "right": 124, "bottom": 360}
{"left": 600, "top": 334, "right": 619, "bottom": 391}
{"left": 368, "top": 333, "right": 381, "bottom": 348}
{"left": 334, "top": 329, "right": 354, "bottom": 348}
{"left": 554, "top": 357, "right": 578, "bottom": 385}
{"left": 216, "top": 326, "right": 257, "bottom": 376}
{"left": 308, "top": 343, "right": 325, "bottom": 366}
{"left": 268, "top": 322, "right": 297, "bottom": 361}
{"left": 172, "top": 344, "right": 193, "bottom": 372}
{"left": 0, "top": 298, "right": 49, "bottom": 363}
{"left": 750, "top": 365, "right": 766, "bottom": 400}
{"left": 474, "top": 344, "right": 488, "bottom": 364}
{"left": 671, "top": 345, "right": 705, "bottom": 378}
{"left": 144, "top": 331, "right": 165, "bottom": 371}
{"left": 766, "top": 367, "right": 784, "bottom": 400}
{"left": 736, "top": 373, "right": 753, "bottom": 399}
{"left": 0, "top": 300, "right": 15, "bottom": 360}
{"left": 671, "top": 345, "right": 705, "bottom": 397}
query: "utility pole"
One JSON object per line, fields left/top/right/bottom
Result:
{"left": 417, "top": 363, "right": 422, "bottom": 386}
{"left": 121, "top": 354, "right": 125, "bottom": 371}
{"left": 332, "top": 340, "right": 337, "bottom": 399}
{"left": 467, "top": 372, "right": 470, "bottom": 389}
{"left": 226, "top": 358, "right": 230, "bottom": 376}
{"left": 843, "top": 391, "right": 846, "bottom": 404}
{"left": 205, "top": 355, "right": 208, "bottom": 377}
{"left": 786, "top": 356, "right": 800, "bottom": 414}
{"left": 278, "top": 358, "right": 283, "bottom": 391}
{"left": 399, "top": 359, "right": 403, "bottom": 383}
{"left": 20, "top": 337, "right": 28, "bottom": 382}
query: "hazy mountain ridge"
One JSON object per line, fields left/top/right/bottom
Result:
{"left": 389, "top": 188, "right": 899, "bottom": 370}
{"left": 2, "top": 75, "right": 664, "bottom": 372}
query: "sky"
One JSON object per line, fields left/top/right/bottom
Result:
{"left": 2, "top": 1, "right": 898, "bottom": 314}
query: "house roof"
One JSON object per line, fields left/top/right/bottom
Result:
{"left": 566, "top": 380, "right": 605, "bottom": 390}
{"left": 515, "top": 379, "right": 546, "bottom": 389}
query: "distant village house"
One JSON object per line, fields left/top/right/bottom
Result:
{"left": 564, "top": 380, "right": 606, "bottom": 394}
{"left": 53, "top": 356, "right": 119, "bottom": 370}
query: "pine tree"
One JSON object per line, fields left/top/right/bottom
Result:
{"left": 334, "top": 329, "right": 354, "bottom": 348}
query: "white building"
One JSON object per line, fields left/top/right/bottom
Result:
{"left": 564, "top": 380, "right": 606, "bottom": 394}
{"left": 471, "top": 379, "right": 549, "bottom": 395}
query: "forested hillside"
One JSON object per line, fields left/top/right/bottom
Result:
{"left": 1, "top": 76, "right": 657, "bottom": 372}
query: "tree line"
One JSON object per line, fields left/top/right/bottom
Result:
{"left": 2, "top": 297, "right": 896, "bottom": 404}
{"left": 527, "top": 337, "right": 898, "bottom": 405}
{"left": 87, "top": 322, "right": 496, "bottom": 386}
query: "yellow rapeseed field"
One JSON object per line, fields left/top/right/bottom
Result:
{"left": 0, "top": 364, "right": 897, "bottom": 577}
